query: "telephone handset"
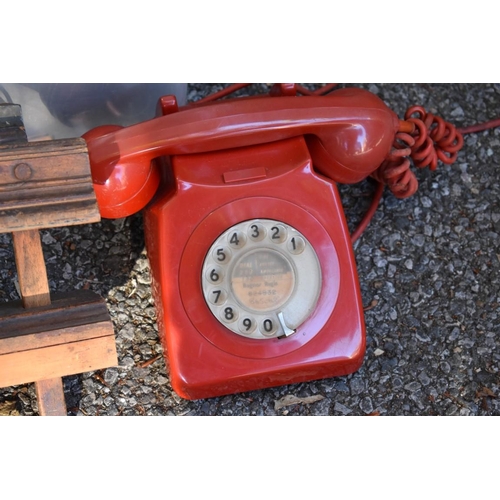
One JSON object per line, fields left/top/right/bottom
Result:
{"left": 84, "top": 88, "right": 400, "bottom": 218}
{"left": 84, "top": 87, "right": 402, "bottom": 399}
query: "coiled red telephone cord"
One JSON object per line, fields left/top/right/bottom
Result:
{"left": 353, "top": 106, "right": 499, "bottom": 243}
{"left": 372, "top": 107, "right": 464, "bottom": 200}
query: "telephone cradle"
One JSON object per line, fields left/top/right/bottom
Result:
{"left": 83, "top": 85, "right": 463, "bottom": 400}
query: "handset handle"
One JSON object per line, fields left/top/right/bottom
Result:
{"left": 84, "top": 87, "right": 399, "bottom": 218}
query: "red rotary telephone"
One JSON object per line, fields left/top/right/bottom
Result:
{"left": 83, "top": 85, "right": 462, "bottom": 400}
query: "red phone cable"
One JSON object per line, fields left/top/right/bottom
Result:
{"left": 295, "top": 83, "right": 339, "bottom": 96}
{"left": 195, "top": 83, "right": 339, "bottom": 104}
{"left": 353, "top": 109, "right": 500, "bottom": 243}
{"left": 195, "top": 83, "right": 252, "bottom": 104}
{"left": 457, "top": 118, "right": 500, "bottom": 134}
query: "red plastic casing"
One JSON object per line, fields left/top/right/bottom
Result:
{"left": 143, "top": 136, "right": 365, "bottom": 400}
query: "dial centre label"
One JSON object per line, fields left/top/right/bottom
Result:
{"left": 232, "top": 249, "right": 295, "bottom": 312}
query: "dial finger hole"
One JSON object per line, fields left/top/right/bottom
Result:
{"left": 220, "top": 305, "right": 239, "bottom": 324}
{"left": 238, "top": 317, "right": 257, "bottom": 334}
{"left": 212, "top": 246, "right": 231, "bottom": 264}
{"left": 287, "top": 235, "right": 305, "bottom": 254}
{"left": 208, "top": 288, "right": 227, "bottom": 305}
{"left": 248, "top": 222, "right": 266, "bottom": 242}
{"left": 269, "top": 224, "right": 287, "bottom": 244}
{"left": 260, "top": 317, "right": 277, "bottom": 337}
{"left": 206, "top": 266, "right": 224, "bottom": 284}
{"left": 228, "top": 230, "right": 246, "bottom": 249}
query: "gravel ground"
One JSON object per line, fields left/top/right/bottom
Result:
{"left": 1, "top": 83, "right": 499, "bottom": 416}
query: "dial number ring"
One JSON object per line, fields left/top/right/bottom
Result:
{"left": 202, "top": 219, "right": 321, "bottom": 340}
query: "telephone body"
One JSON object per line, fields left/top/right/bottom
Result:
{"left": 84, "top": 87, "right": 401, "bottom": 399}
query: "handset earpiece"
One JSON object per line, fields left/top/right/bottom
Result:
{"left": 304, "top": 88, "right": 400, "bottom": 183}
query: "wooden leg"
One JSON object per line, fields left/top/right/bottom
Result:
{"left": 12, "top": 229, "right": 68, "bottom": 416}
{"left": 35, "top": 378, "right": 67, "bottom": 416}
{"left": 12, "top": 230, "right": 50, "bottom": 308}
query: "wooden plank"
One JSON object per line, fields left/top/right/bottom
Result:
{"left": 0, "top": 321, "right": 115, "bottom": 355}
{"left": 35, "top": 378, "right": 67, "bottom": 416}
{"left": 0, "top": 290, "right": 111, "bottom": 339}
{"left": 0, "top": 138, "right": 100, "bottom": 232}
{"left": 0, "top": 335, "right": 117, "bottom": 388}
{"left": 12, "top": 229, "right": 50, "bottom": 308}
